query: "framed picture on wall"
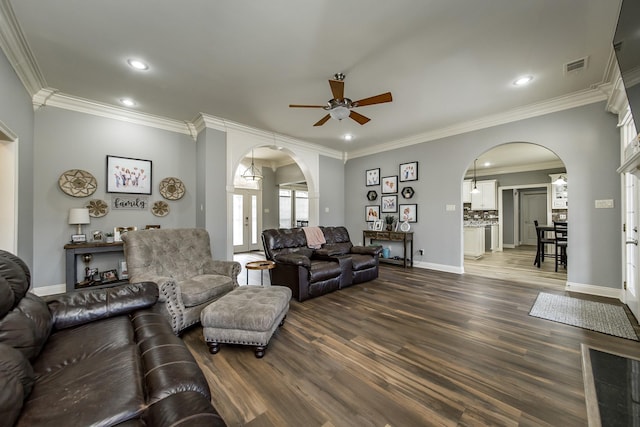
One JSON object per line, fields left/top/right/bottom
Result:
{"left": 366, "top": 168, "right": 380, "bottom": 186}
{"left": 399, "top": 204, "right": 418, "bottom": 223}
{"left": 381, "top": 195, "right": 397, "bottom": 213}
{"left": 106, "top": 155, "right": 152, "bottom": 195}
{"left": 381, "top": 176, "right": 398, "bottom": 194}
{"left": 365, "top": 205, "right": 380, "bottom": 222}
{"left": 399, "top": 161, "right": 418, "bottom": 182}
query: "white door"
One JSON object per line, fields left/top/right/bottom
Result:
{"left": 624, "top": 173, "right": 640, "bottom": 321}
{"left": 520, "top": 191, "right": 547, "bottom": 246}
{"left": 0, "top": 133, "right": 17, "bottom": 253}
{"left": 233, "top": 190, "right": 261, "bottom": 253}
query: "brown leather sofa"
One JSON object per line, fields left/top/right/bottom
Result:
{"left": 0, "top": 250, "right": 225, "bottom": 426}
{"left": 261, "top": 226, "right": 381, "bottom": 301}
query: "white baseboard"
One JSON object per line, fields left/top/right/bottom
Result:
{"left": 31, "top": 283, "right": 65, "bottom": 296}
{"left": 503, "top": 243, "right": 516, "bottom": 249}
{"left": 413, "top": 260, "right": 464, "bottom": 274}
{"left": 565, "top": 281, "right": 623, "bottom": 301}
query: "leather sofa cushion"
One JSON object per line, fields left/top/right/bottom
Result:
{"left": 0, "top": 250, "right": 31, "bottom": 315}
{"left": 309, "top": 261, "right": 342, "bottom": 282}
{"left": 32, "top": 316, "right": 134, "bottom": 374}
{"left": 17, "top": 345, "right": 145, "bottom": 426}
{"left": 144, "top": 391, "right": 225, "bottom": 426}
{"left": 351, "top": 254, "right": 378, "bottom": 271}
{"left": 0, "top": 343, "right": 34, "bottom": 426}
{"left": 0, "top": 293, "right": 52, "bottom": 362}
{"left": 180, "top": 274, "right": 234, "bottom": 307}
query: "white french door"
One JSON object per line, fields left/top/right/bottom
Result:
{"left": 624, "top": 172, "right": 639, "bottom": 321}
{"left": 233, "top": 190, "right": 261, "bottom": 253}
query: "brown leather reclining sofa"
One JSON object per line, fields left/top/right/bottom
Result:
{"left": 0, "top": 249, "right": 225, "bottom": 426}
{"left": 261, "top": 226, "right": 382, "bottom": 301}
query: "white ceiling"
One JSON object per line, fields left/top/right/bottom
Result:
{"left": 6, "top": 0, "right": 622, "bottom": 162}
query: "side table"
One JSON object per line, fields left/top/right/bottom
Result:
{"left": 64, "top": 242, "right": 127, "bottom": 292}
{"left": 245, "top": 260, "right": 275, "bottom": 286}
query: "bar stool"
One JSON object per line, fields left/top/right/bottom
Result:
{"left": 554, "top": 221, "right": 568, "bottom": 272}
{"left": 534, "top": 220, "right": 554, "bottom": 268}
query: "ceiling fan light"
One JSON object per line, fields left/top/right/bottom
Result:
{"left": 329, "top": 106, "right": 350, "bottom": 121}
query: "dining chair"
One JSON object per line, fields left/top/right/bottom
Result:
{"left": 554, "top": 221, "right": 568, "bottom": 272}
{"left": 534, "top": 220, "right": 554, "bottom": 268}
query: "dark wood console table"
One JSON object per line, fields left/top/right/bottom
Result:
{"left": 363, "top": 230, "right": 414, "bottom": 268}
{"left": 64, "top": 242, "right": 128, "bottom": 292}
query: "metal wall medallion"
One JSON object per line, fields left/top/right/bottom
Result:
{"left": 401, "top": 186, "right": 415, "bottom": 199}
{"left": 58, "top": 169, "right": 97, "bottom": 197}
{"left": 86, "top": 199, "right": 109, "bottom": 217}
{"left": 367, "top": 190, "right": 378, "bottom": 201}
{"left": 159, "top": 177, "right": 185, "bottom": 200}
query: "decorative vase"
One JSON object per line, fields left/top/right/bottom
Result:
{"left": 106, "top": 236, "right": 114, "bottom": 243}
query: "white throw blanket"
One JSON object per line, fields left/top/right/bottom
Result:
{"left": 302, "top": 226, "right": 326, "bottom": 249}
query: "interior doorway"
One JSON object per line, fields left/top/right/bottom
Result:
{"left": 233, "top": 190, "right": 261, "bottom": 253}
{"left": 519, "top": 189, "right": 547, "bottom": 245}
{"left": 0, "top": 122, "right": 17, "bottom": 253}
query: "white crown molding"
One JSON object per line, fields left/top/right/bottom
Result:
{"left": 33, "top": 89, "right": 193, "bottom": 136}
{"left": 0, "top": 0, "right": 46, "bottom": 95}
{"left": 346, "top": 88, "right": 608, "bottom": 160}
{"left": 195, "top": 113, "right": 343, "bottom": 160}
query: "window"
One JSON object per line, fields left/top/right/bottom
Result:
{"left": 279, "top": 186, "right": 308, "bottom": 228}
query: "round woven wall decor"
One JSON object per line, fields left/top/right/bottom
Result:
{"left": 152, "top": 200, "right": 169, "bottom": 217}
{"left": 58, "top": 169, "right": 97, "bottom": 198}
{"left": 159, "top": 177, "right": 185, "bottom": 200}
{"left": 86, "top": 199, "right": 109, "bottom": 218}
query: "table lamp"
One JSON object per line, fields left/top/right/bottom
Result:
{"left": 68, "top": 208, "right": 90, "bottom": 235}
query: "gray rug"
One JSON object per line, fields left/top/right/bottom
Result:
{"left": 529, "top": 292, "right": 638, "bottom": 341}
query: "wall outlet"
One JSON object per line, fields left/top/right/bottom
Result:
{"left": 419, "top": 249, "right": 424, "bottom": 256}
{"left": 446, "top": 204, "right": 456, "bottom": 211}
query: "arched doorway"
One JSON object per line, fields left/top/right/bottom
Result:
{"left": 462, "top": 142, "right": 568, "bottom": 280}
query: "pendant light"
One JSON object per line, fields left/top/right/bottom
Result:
{"left": 241, "top": 149, "right": 263, "bottom": 181}
{"left": 470, "top": 159, "right": 480, "bottom": 194}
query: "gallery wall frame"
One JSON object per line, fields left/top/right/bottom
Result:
{"left": 106, "top": 155, "right": 152, "bottom": 195}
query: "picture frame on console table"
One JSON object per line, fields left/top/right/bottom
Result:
{"left": 106, "top": 155, "right": 152, "bottom": 195}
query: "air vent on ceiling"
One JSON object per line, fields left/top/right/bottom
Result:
{"left": 564, "top": 56, "right": 588, "bottom": 74}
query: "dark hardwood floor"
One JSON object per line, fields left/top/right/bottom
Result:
{"left": 182, "top": 249, "right": 640, "bottom": 426}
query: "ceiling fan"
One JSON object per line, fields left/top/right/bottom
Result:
{"left": 289, "top": 73, "right": 393, "bottom": 126}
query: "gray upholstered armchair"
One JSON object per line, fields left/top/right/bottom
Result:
{"left": 122, "top": 228, "right": 241, "bottom": 334}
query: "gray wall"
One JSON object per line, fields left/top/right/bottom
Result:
{"left": 261, "top": 167, "right": 279, "bottom": 230}
{"left": 0, "top": 48, "right": 34, "bottom": 265}
{"left": 502, "top": 189, "right": 515, "bottom": 245}
{"left": 33, "top": 107, "right": 197, "bottom": 288}
{"left": 471, "top": 168, "right": 566, "bottom": 187}
{"left": 319, "top": 155, "right": 345, "bottom": 227}
{"left": 345, "top": 102, "right": 621, "bottom": 289}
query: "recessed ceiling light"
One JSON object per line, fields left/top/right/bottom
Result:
{"left": 483, "top": 161, "right": 491, "bottom": 167}
{"left": 127, "top": 59, "right": 149, "bottom": 70}
{"left": 120, "top": 98, "right": 136, "bottom": 107}
{"left": 513, "top": 75, "right": 533, "bottom": 86}
{"left": 343, "top": 134, "right": 353, "bottom": 141}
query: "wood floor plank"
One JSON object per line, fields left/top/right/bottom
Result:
{"left": 184, "top": 249, "right": 640, "bottom": 426}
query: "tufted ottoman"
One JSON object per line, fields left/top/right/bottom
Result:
{"left": 201, "top": 285, "right": 292, "bottom": 358}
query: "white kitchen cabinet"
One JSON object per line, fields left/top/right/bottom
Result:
{"left": 464, "top": 226, "right": 485, "bottom": 259}
{"left": 463, "top": 180, "right": 472, "bottom": 203}
{"left": 549, "top": 173, "right": 568, "bottom": 208}
{"left": 470, "top": 180, "right": 497, "bottom": 210}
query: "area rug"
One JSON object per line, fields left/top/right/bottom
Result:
{"left": 529, "top": 292, "right": 638, "bottom": 341}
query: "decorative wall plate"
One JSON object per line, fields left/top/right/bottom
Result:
{"left": 58, "top": 169, "right": 97, "bottom": 198}
{"left": 152, "top": 200, "right": 169, "bottom": 217}
{"left": 159, "top": 177, "right": 185, "bottom": 200}
{"left": 86, "top": 199, "right": 109, "bottom": 217}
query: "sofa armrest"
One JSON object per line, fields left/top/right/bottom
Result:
{"left": 351, "top": 245, "right": 383, "bottom": 256}
{"left": 46, "top": 282, "right": 159, "bottom": 330}
{"left": 274, "top": 253, "right": 311, "bottom": 269}
{"left": 203, "top": 259, "right": 241, "bottom": 284}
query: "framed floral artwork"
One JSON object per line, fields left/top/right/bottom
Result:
{"left": 399, "top": 161, "right": 418, "bottom": 182}
{"left": 366, "top": 168, "right": 380, "bottom": 186}
{"left": 381, "top": 176, "right": 398, "bottom": 194}
{"left": 399, "top": 204, "right": 417, "bottom": 223}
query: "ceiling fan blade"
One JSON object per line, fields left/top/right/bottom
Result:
{"left": 349, "top": 110, "right": 371, "bottom": 125}
{"left": 289, "top": 104, "right": 326, "bottom": 108}
{"left": 329, "top": 79, "right": 344, "bottom": 100}
{"left": 313, "top": 114, "right": 331, "bottom": 126}
{"left": 354, "top": 92, "right": 393, "bottom": 107}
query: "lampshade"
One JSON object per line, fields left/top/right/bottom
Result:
{"left": 241, "top": 150, "right": 263, "bottom": 181}
{"left": 329, "top": 106, "right": 350, "bottom": 121}
{"left": 68, "top": 208, "right": 90, "bottom": 234}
